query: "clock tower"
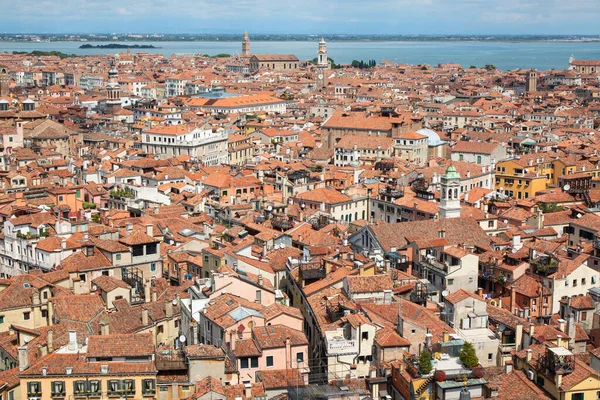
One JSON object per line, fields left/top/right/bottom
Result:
{"left": 316, "top": 37, "right": 328, "bottom": 89}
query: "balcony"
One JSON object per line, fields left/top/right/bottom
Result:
{"left": 418, "top": 256, "right": 451, "bottom": 275}
{"left": 325, "top": 331, "right": 357, "bottom": 356}
{"left": 379, "top": 187, "right": 404, "bottom": 199}
{"left": 499, "top": 343, "right": 516, "bottom": 353}
{"left": 155, "top": 349, "right": 187, "bottom": 370}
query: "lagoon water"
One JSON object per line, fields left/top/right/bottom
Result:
{"left": 2, "top": 40, "right": 600, "bottom": 71}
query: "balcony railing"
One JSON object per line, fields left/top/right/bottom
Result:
{"left": 326, "top": 338, "right": 357, "bottom": 355}
{"left": 419, "top": 257, "right": 450, "bottom": 274}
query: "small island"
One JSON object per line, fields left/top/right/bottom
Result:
{"left": 79, "top": 43, "right": 160, "bottom": 49}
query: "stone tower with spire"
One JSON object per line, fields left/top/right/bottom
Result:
{"left": 105, "top": 60, "right": 121, "bottom": 114}
{"left": 316, "top": 37, "right": 328, "bottom": 89}
{"left": 439, "top": 165, "right": 461, "bottom": 219}
{"left": 242, "top": 32, "right": 250, "bottom": 57}
{"left": 0, "top": 65, "right": 9, "bottom": 97}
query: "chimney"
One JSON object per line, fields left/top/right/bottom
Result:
{"left": 47, "top": 330, "right": 54, "bottom": 353}
{"left": 525, "top": 349, "right": 532, "bottom": 362}
{"left": 567, "top": 313, "right": 576, "bottom": 349}
{"left": 515, "top": 324, "right": 523, "bottom": 351}
{"left": 68, "top": 330, "right": 77, "bottom": 350}
{"left": 511, "top": 234, "right": 522, "bottom": 252}
{"left": 244, "top": 383, "right": 252, "bottom": 399}
{"left": 37, "top": 344, "right": 47, "bottom": 358}
{"left": 146, "top": 224, "right": 154, "bottom": 237}
{"left": 425, "top": 333, "right": 432, "bottom": 349}
{"left": 152, "top": 291, "right": 157, "bottom": 302}
{"left": 142, "top": 308, "right": 149, "bottom": 326}
{"left": 126, "top": 223, "right": 133, "bottom": 233}
{"left": 557, "top": 318, "right": 566, "bottom": 333}
{"left": 192, "top": 323, "right": 198, "bottom": 345}
{"left": 33, "top": 290, "right": 41, "bottom": 306}
{"left": 438, "top": 230, "right": 446, "bottom": 239}
{"left": 555, "top": 371, "right": 563, "bottom": 389}
{"left": 48, "top": 301, "right": 54, "bottom": 325}
{"left": 257, "top": 274, "right": 263, "bottom": 287}
{"left": 18, "top": 346, "right": 28, "bottom": 372}
{"left": 504, "top": 359, "right": 513, "bottom": 373}
{"left": 144, "top": 281, "right": 151, "bottom": 303}
{"left": 443, "top": 330, "right": 450, "bottom": 343}
{"left": 510, "top": 286, "right": 516, "bottom": 316}
{"left": 529, "top": 325, "right": 535, "bottom": 345}
{"left": 100, "top": 319, "right": 110, "bottom": 336}
{"left": 285, "top": 337, "right": 291, "bottom": 368}
{"left": 165, "top": 300, "right": 173, "bottom": 318}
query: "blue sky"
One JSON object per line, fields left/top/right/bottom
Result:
{"left": 2, "top": 0, "right": 600, "bottom": 34}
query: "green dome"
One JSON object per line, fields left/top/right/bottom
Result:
{"left": 443, "top": 165, "right": 461, "bottom": 180}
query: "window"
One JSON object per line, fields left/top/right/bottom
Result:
{"left": 582, "top": 312, "right": 588, "bottom": 320}
{"left": 0, "top": 316, "right": 4, "bottom": 324}
{"left": 132, "top": 245, "right": 144, "bottom": 257}
{"left": 572, "top": 393, "right": 584, "bottom": 400}
{"left": 573, "top": 279, "right": 577, "bottom": 287}
{"left": 23, "top": 312, "right": 30, "bottom": 321}
{"left": 296, "top": 352, "right": 304, "bottom": 363}
{"left": 142, "top": 379, "right": 156, "bottom": 396}
{"left": 151, "top": 263, "right": 156, "bottom": 272}
{"left": 266, "top": 356, "right": 274, "bottom": 367}
{"left": 27, "top": 381, "right": 41, "bottom": 397}
{"left": 58, "top": 196, "right": 64, "bottom": 202}
{"left": 51, "top": 381, "right": 65, "bottom": 397}
{"left": 488, "top": 353, "right": 493, "bottom": 360}
{"left": 115, "top": 253, "right": 121, "bottom": 261}
{"left": 251, "top": 356, "right": 259, "bottom": 368}
{"left": 362, "top": 331, "right": 369, "bottom": 340}
{"left": 488, "top": 221, "right": 494, "bottom": 228}
{"left": 146, "top": 243, "right": 158, "bottom": 255}
{"left": 79, "top": 274, "right": 86, "bottom": 282}
{"left": 447, "top": 279, "right": 454, "bottom": 285}
{"left": 240, "top": 358, "right": 249, "bottom": 369}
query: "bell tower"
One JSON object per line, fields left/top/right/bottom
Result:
{"left": 316, "top": 37, "right": 328, "bottom": 89}
{"left": 0, "top": 66, "right": 9, "bottom": 97}
{"left": 242, "top": 32, "right": 250, "bottom": 57}
{"left": 439, "top": 165, "right": 461, "bottom": 219}
{"left": 105, "top": 60, "right": 121, "bottom": 114}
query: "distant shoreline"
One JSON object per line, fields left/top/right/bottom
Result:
{"left": 2, "top": 34, "right": 600, "bottom": 44}
{"left": 79, "top": 43, "right": 160, "bottom": 49}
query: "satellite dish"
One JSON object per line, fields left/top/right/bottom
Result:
{"left": 442, "top": 290, "right": 449, "bottom": 297}
{"left": 172, "top": 298, "right": 178, "bottom": 305}
{"left": 499, "top": 187, "right": 504, "bottom": 193}
{"left": 563, "top": 184, "right": 570, "bottom": 191}
{"left": 179, "top": 335, "right": 186, "bottom": 343}
{"left": 91, "top": 284, "right": 97, "bottom": 291}
{"left": 267, "top": 205, "right": 273, "bottom": 212}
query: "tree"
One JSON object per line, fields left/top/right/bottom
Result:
{"left": 418, "top": 349, "right": 433, "bottom": 374}
{"left": 91, "top": 213, "right": 100, "bottom": 223}
{"left": 460, "top": 342, "right": 479, "bottom": 368}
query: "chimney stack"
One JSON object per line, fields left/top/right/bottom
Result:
{"left": 146, "top": 224, "right": 153, "bottom": 237}
{"left": 165, "top": 301, "right": 173, "bottom": 318}
{"left": 425, "top": 333, "right": 432, "bottom": 349}
{"left": 47, "top": 330, "right": 54, "bottom": 353}
{"left": 525, "top": 349, "right": 532, "bottom": 362}
{"left": 142, "top": 308, "right": 149, "bottom": 326}
{"left": 18, "top": 346, "right": 28, "bottom": 372}
{"left": 144, "top": 281, "right": 151, "bottom": 303}
{"left": 443, "top": 330, "right": 450, "bottom": 343}
{"left": 68, "top": 330, "right": 77, "bottom": 351}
